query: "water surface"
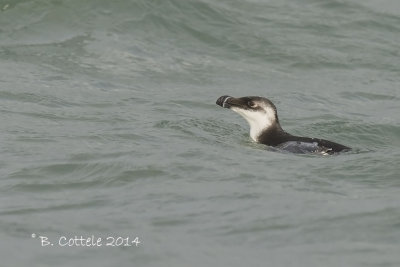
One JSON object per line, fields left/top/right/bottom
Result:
{"left": 1, "top": 0, "right": 399, "bottom": 266}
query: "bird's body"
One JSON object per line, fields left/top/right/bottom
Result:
{"left": 216, "top": 95, "right": 350, "bottom": 155}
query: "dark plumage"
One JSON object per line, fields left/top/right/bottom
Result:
{"left": 216, "top": 95, "right": 350, "bottom": 154}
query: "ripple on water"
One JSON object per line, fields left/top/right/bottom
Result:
{"left": 154, "top": 118, "right": 245, "bottom": 145}
{"left": 0, "top": 91, "right": 79, "bottom": 107}
{"left": 340, "top": 91, "right": 398, "bottom": 101}
{"left": 7, "top": 162, "right": 113, "bottom": 192}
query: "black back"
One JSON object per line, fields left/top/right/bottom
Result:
{"left": 257, "top": 125, "right": 350, "bottom": 153}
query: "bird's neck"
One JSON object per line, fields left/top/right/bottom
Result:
{"left": 255, "top": 124, "right": 290, "bottom": 146}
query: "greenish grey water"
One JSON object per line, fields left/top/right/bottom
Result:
{"left": 1, "top": 0, "right": 399, "bottom": 266}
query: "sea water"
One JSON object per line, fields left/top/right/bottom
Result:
{"left": 1, "top": 1, "right": 399, "bottom": 266}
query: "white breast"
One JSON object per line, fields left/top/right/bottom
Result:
{"left": 231, "top": 106, "right": 276, "bottom": 142}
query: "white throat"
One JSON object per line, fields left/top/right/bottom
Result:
{"left": 231, "top": 107, "right": 276, "bottom": 142}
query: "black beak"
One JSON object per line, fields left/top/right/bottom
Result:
{"left": 216, "top": 95, "right": 231, "bottom": 107}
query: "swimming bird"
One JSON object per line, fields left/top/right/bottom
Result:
{"left": 216, "top": 95, "right": 350, "bottom": 154}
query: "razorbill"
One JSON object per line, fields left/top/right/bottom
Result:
{"left": 216, "top": 95, "right": 350, "bottom": 154}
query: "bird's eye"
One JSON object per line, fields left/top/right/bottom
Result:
{"left": 248, "top": 101, "right": 256, "bottom": 108}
